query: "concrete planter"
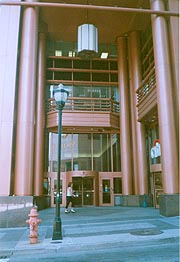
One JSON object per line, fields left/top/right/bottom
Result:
{"left": 159, "top": 194, "right": 179, "bottom": 217}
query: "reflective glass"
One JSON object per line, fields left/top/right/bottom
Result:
{"left": 93, "top": 134, "right": 111, "bottom": 172}
{"left": 49, "top": 133, "right": 120, "bottom": 172}
{"left": 112, "top": 134, "right": 121, "bottom": 171}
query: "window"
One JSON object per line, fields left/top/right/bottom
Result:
{"left": 48, "top": 133, "right": 120, "bottom": 172}
{"left": 113, "top": 178, "right": 122, "bottom": 194}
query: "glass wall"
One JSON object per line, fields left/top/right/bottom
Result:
{"left": 93, "top": 134, "right": 111, "bottom": 171}
{"left": 61, "top": 84, "right": 117, "bottom": 101}
{"left": 112, "top": 134, "right": 121, "bottom": 171}
{"left": 47, "top": 40, "right": 117, "bottom": 58}
{"left": 48, "top": 133, "right": 120, "bottom": 172}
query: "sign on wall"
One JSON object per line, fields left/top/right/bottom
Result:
{"left": 150, "top": 139, "right": 161, "bottom": 159}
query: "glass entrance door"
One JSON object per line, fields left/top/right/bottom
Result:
{"left": 152, "top": 172, "right": 163, "bottom": 208}
{"left": 102, "top": 178, "right": 113, "bottom": 205}
{"left": 83, "top": 177, "right": 94, "bottom": 205}
{"left": 72, "top": 177, "right": 94, "bottom": 206}
{"left": 99, "top": 175, "right": 115, "bottom": 206}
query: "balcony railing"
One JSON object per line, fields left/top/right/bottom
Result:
{"left": 136, "top": 66, "right": 156, "bottom": 105}
{"left": 46, "top": 97, "right": 120, "bottom": 113}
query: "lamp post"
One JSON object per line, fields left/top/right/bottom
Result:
{"left": 52, "top": 83, "right": 69, "bottom": 240}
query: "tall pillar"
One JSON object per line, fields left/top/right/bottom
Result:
{"left": 128, "top": 31, "right": 148, "bottom": 195}
{"left": 128, "top": 37, "right": 138, "bottom": 194}
{"left": 117, "top": 36, "right": 133, "bottom": 195}
{"left": 14, "top": 1, "right": 39, "bottom": 195}
{"left": 0, "top": 3, "right": 21, "bottom": 195}
{"left": 150, "top": 0, "right": 179, "bottom": 195}
{"left": 34, "top": 23, "right": 47, "bottom": 196}
{"left": 167, "top": 0, "right": 179, "bottom": 138}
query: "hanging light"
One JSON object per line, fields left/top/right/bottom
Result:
{"left": 78, "top": 23, "right": 98, "bottom": 58}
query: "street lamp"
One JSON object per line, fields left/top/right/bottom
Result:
{"left": 52, "top": 83, "right": 69, "bottom": 240}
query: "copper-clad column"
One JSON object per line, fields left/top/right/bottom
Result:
{"left": 167, "top": 0, "right": 179, "bottom": 136}
{"left": 117, "top": 36, "right": 133, "bottom": 195}
{"left": 128, "top": 36, "right": 138, "bottom": 194}
{"left": 0, "top": 3, "right": 21, "bottom": 195}
{"left": 14, "top": 0, "right": 39, "bottom": 195}
{"left": 128, "top": 31, "right": 148, "bottom": 195}
{"left": 150, "top": 0, "right": 179, "bottom": 193}
{"left": 34, "top": 24, "right": 47, "bottom": 196}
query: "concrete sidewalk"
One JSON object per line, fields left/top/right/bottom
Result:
{"left": 0, "top": 206, "right": 179, "bottom": 262}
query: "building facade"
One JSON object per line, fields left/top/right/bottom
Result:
{"left": 0, "top": 0, "right": 179, "bottom": 216}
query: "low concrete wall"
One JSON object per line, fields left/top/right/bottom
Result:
{"left": 0, "top": 196, "right": 33, "bottom": 228}
{"left": 120, "top": 194, "right": 153, "bottom": 207}
{"left": 0, "top": 196, "right": 34, "bottom": 212}
{"left": 0, "top": 196, "right": 50, "bottom": 228}
{"left": 159, "top": 194, "right": 179, "bottom": 217}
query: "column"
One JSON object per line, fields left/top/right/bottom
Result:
{"left": 117, "top": 36, "right": 133, "bottom": 195}
{"left": 0, "top": 3, "right": 21, "bottom": 195}
{"left": 34, "top": 23, "right": 47, "bottom": 196}
{"left": 150, "top": 0, "right": 179, "bottom": 194}
{"left": 14, "top": 0, "right": 39, "bottom": 195}
{"left": 167, "top": 0, "right": 179, "bottom": 136}
{"left": 128, "top": 31, "right": 148, "bottom": 195}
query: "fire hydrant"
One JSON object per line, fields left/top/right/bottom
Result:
{"left": 26, "top": 206, "right": 42, "bottom": 244}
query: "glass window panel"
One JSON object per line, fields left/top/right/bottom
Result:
{"left": 72, "top": 177, "right": 82, "bottom": 206}
{"left": 73, "top": 134, "right": 91, "bottom": 170}
{"left": 113, "top": 177, "right": 122, "bottom": 194}
{"left": 92, "top": 73, "right": 109, "bottom": 82}
{"left": 43, "top": 178, "right": 51, "bottom": 195}
{"left": 111, "top": 86, "right": 119, "bottom": 102}
{"left": 54, "top": 59, "right": 72, "bottom": 68}
{"left": 98, "top": 43, "right": 108, "bottom": 55}
{"left": 61, "top": 134, "right": 74, "bottom": 171}
{"left": 92, "top": 60, "right": 109, "bottom": 70}
{"left": 91, "top": 86, "right": 110, "bottom": 99}
{"left": 49, "top": 132, "right": 120, "bottom": 173}
{"left": 73, "top": 59, "right": 90, "bottom": 69}
{"left": 109, "top": 44, "right": 117, "bottom": 58}
{"left": 91, "top": 87, "right": 101, "bottom": 98}
{"left": 73, "top": 85, "right": 91, "bottom": 98}
{"left": 83, "top": 177, "right": 94, "bottom": 205}
{"left": 47, "top": 40, "right": 55, "bottom": 56}
{"left": 112, "top": 134, "right": 121, "bottom": 171}
{"left": 102, "top": 179, "right": 111, "bottom": 203}
{"left": 93, "top": 134, "right": 111, "bottom": 172}
{"left": 55, "top": 42, "right": 73, "bottom": 57}
{"left": 110, "top": 61, "right": 118, "bottom": 70}
{"left": 73, "top": 72, "right": 90, "bottom": 81}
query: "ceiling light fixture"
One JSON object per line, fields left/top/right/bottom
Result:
{"left": 101, "top": 52, "right": 108, "bottom": 59}
{"left": 77, "top": 1, "right": 98, "bottom": 58}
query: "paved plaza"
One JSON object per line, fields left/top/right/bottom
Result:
{"left": 0, "top": 206, "right": 179, "bottom": 262}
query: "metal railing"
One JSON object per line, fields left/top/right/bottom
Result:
{"left": 46, "top": 97, "right": 119, "bottom": 113}
{"left": 136, "top": 66, "right": 156, "bottom": 105}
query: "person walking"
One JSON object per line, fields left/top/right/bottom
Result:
{"left": 65, "top": 182, "right": 76, "bottom": 213}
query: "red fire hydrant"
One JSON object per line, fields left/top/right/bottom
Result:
{"left": 26, "top": 206, "right": 42, "bottom": 244}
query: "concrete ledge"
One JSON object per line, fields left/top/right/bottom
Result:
{"left": 0, "top": 196, "right": 50, "bottom": 228}
{"left": 0, "top": 196, "right": 33, "bottom": 228}
{"left": 120, "top": 194, "right": 153, "bottom": 207}
{"left": 0, "top": 196, "right": 33, "bottom": 212}
{"left": 159, "top": 194, "right": 179, "bottom": 217}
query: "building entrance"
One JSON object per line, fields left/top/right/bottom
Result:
{"left": 151, "top": 172, "right": 163, "bottom": 208}
{"left": 72, "top": 177, "right": 95, "bottom": 206}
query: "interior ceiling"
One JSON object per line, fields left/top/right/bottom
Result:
{"left": 40, "top": 0, "right": 151, "bottom": 44}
